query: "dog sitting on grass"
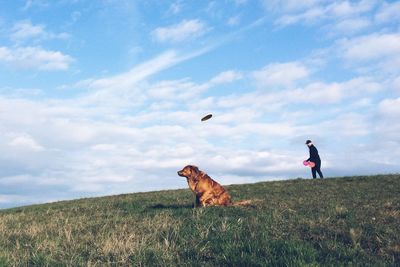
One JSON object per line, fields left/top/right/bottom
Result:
{"left": 177, "top": 165, "right": 251, "bottom": 207}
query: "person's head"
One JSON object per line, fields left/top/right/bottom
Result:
{"left": 305, "top": 140, "right": 313, "bottom": 147}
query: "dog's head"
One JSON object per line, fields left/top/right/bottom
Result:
{"left": 177, "top": 165, "right": 200, "bottom": 179}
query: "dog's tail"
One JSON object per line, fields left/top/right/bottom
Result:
{"left": 231, "top": 200, "right": 252, "bottom": 206}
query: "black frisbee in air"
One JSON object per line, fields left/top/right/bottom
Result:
{"left": 201, "top": 114, "right": 212, "bottom": 121}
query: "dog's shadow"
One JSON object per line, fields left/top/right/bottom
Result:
{"left": 148, "top": 203, "right": 194, "bottom": 210}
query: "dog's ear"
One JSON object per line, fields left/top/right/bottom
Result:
{"left": 191, "top": 165, "right": 199, "bottom": 174}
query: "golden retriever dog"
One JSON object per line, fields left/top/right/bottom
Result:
{"left": 177, "top": 165, "right": 251, "bottom": 207}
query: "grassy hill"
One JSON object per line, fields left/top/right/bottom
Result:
{"left": 0, "top": 175, "right": 399, "bottom": 266}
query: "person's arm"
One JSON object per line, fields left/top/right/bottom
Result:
{"left": 309, "top": 146, "right": 318, "bottom": 161}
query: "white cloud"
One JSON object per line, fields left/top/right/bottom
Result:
{"left": 85, "top": 50, "right": 198, "bottom": 91}
{"left": 0, "top": 47, "right": 11, "bottom": 60}
{"left": 288, "top": 77, "right": 382, "bottom": 104}
{"left": 392, "top": 77, "right": 400, "bottom": 93}
{"left": 152, "top": 19, "right": 208, "bottom": 43}
{"left": 379, "top": 97, "right": 400, "bottom": 117}
{"left": 227, "top": 16, "right": 241, "bottom": 26}
{"left": 167, "top": 1, "right": 183, "bottom": 15}
{"left": 263, "top": 0, "right": 322, "bottom": 13}
{"left": 276, "top": 7, "right": 325, "bottom": 26}
{"left": 0, "top": 193, "right": 30, "bottom": 204}
{"left": 328, "top": 0, "right": 375, "bottom": 17}
{"left": 91, "top": 52, "right": 175, "bottom": 87}
{"left": 8, "top": 134, "right": 45, "bottom": 151}
{"left": 0, "top": 46, "right": 73, "bottom": 71}
{"left": 320, "top": 113, "right": 370, "bottom": 137}
{"left": 338, "top": 33, "right": 400, "bottom": 61}
{"left": 147, "top": 79, "right": 204, "bottom": 100}
{"left": 305, "top": 77, "right": 380, "bottom": 103}
{"left": 336, "top": 32, "right": 400, "bottom": 74}
{"left": 375, "top": 1, "right": 400, "bottom": 23}
{"left": 218, "top": 75, "right": 382, "bottom": 111}
{"left": 234, "top": 0, "right": 248, "bottom": 5}
{"left": 253, "top": 62, "right": 309, "bottom": 88}
{"left": 91, "top": 144, "right": 117, "bottom": 151}
{"left": 10, "top": 21, "right": 45, "bottom": 41}
{"left": 330, "top": 17, "right": 370, "bottom": 35}
{"left": 10, "top": 20, "right": 70, "bottom": 43}
{"left": 293, "top": 82, "right": 344, "bottom": 104}
{"left": 73, "top": 49, "right": 216, "bottom": 110}
{"left": 210, "top": 70, "right": 243, "bottom": 85}
{"left": 145, "top": 70, "right": 243, "bottom": 103}
{"left": 22, "top": 0, "right": 49, "bottom": 11}
{"left": 272, "top": 0, "right": 377, "bottom": 33}
{"left": 373, "top": 97, "right": 400, "bottom": 152}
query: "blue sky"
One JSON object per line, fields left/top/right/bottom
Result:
{"left": 1, "top": 0, "right": 399, "bottom": 208}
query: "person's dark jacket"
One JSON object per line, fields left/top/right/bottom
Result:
{"left": 307, "top": 145, "right": 321, "bottom": 163}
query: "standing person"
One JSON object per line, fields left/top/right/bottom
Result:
{"left": 305, "top": 140, "right": 324, "bottom": 179}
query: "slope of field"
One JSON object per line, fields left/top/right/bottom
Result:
{"left": 0, "top": 175, "right": 399, "bottom": 266}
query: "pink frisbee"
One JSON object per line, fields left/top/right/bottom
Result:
{"left": 303, "top": 160, "right": 309, "bottom": 166}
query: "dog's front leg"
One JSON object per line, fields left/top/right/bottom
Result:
{"left": 195, "top": 195, "right": 201, "bottom": 208}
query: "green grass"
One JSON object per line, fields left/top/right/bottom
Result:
{"left": 0, "top": 175, "right": 399, "bottom": 266}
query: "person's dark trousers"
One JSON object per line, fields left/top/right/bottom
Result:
{"left": 311, "top": 161, "right": 324, "bottom": 179}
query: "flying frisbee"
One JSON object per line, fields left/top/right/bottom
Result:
{"left": 201, "top": 114, "right": 212, "bottom": 121}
